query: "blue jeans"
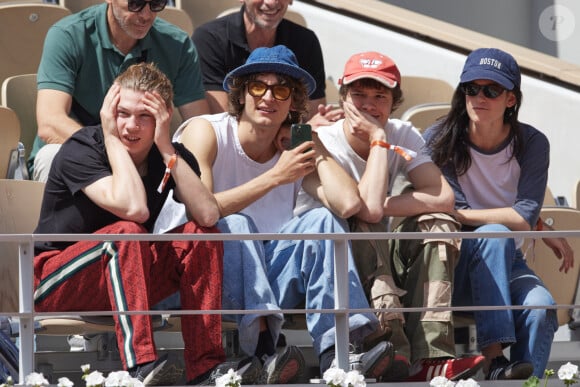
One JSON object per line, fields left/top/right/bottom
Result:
{"left": 453, "top": 224, "right": 557, "bottom": 377}
{"left": 220, "top": 208, "right": 377, "bottom": 356}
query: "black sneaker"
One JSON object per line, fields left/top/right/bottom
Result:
{"left": 129, "top": 353, "right": 169, "bottom": 386}
{"left": 486, "top": 355, "right": 534, "bottom": 380}
{"left": 257, "top": 345, "right": 306, "bottom": 384}
{"left": 331, "top": 341, "right": 394, "bottom": 380}
{"left": 189, "top": 356, "right": 262, "bottom": 385}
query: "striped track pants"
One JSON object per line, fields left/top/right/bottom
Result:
{"left": 34, "top": 220, "right": 225, "bottom": 381}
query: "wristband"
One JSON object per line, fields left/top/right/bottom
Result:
{"left": 536, "top": 217, "right": 543, "bottom": 231}
{"left": 157, "top": 152, "right": 178, "bottom": 193}
{"left": 370, "top": 139, "right": 390, "bottom": 149}
{"left": 370, "top": 140, "right": 417, "bottom": 161}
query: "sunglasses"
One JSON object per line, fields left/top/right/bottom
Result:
{"left": 128, "top": 0, "right": 168, "bottom": 13}
{"left": 246, "top": 80, "right": 293, "bottom": 101}
{"left": 461, "top": 83, "right": 506, "bottom": 99}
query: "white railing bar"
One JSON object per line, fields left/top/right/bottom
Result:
{"left": 28, "top": 304, "right": 580, "bottom": 319}
{"left": 2, "top": 230, "right": 580, "bottom": 243}
{"left": 2, "top": 229, "right": 580, "bottom": 379}
{"left": 334, "top": 239, "right": 349, "bottom": 370}
{"left": 17, "top": 240, "right": 34, "bottom": 384}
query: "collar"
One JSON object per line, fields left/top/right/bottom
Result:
{"left": 95, "top": 3, "right": 152, "bottom": 57}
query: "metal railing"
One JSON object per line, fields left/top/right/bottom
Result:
{"left": 2, "top": 229, "right": 580, "bottom": 382}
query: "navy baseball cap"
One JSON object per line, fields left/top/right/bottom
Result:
{"left": 460, "top": 48, "right": 521, "bottom": 90}
{"left": 223, "top": 45, "right": 316, "bottom": 96}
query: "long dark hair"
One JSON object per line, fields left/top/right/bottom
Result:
{"left": 428, "top": 83, "right": 523, "bottom": 176}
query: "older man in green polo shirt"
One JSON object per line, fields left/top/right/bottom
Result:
{"left": 32, "top": 0, "right": 209, "bottom": 182}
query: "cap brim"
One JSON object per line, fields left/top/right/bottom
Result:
{"left": 460, "top": 69, "right": 514, "bottom": 90}
{"left": 223, "top": 61, "right": 316, "bottom": 96}
{"left": 341, "top": 73, "right": 398, "bottom": 88}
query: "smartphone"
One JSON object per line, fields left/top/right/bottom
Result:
{"left": 290, "top": 124, "right": 312, "bottom": 150}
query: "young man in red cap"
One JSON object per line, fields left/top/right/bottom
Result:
{"left": 294, "top": 51, "right": 485, "bottom": 382}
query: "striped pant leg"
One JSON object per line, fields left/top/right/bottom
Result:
{"left": 155, "top": 221, "right": 225, "bottom": 381}
{"left": 34, "top": 221, "right": 157, "bottom": 369}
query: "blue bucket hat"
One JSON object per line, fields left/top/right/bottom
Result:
{"left": 223, "top": 45, "right": 316, "bottom": 96}
{"left": 460, "top": 48, "right": 521, "bottom": 90}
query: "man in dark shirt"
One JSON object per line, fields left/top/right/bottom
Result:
{"left": 192, "top": 0, "right": 341, "bottom": 125}
{"left": 33, "top": 63, "right": 248, "bottom": 385}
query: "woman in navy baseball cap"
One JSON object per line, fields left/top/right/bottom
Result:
{"left": 424, "top": 48, "right": 572, "bottom": 381}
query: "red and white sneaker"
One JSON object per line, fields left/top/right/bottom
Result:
{"left": 406, "top": 355, "right": 485, "bottom": 381}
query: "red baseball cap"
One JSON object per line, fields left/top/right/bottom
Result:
{"left": 339, "top": 52, "right": 401, "bottom": 88}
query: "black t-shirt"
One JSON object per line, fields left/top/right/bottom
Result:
{"left": 34, "top": 125, "right": 200, "bottom": 253}
{"left": 192, "top": 6, "right": 326, "bottom": 100}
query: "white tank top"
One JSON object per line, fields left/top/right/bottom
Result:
{"left": 188, "top": 113, "right": 300, "bottom": 233}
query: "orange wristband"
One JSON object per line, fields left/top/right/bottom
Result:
{"left": 536, "top": 217, "right": 543, "bottom": 231}
{"left": 157, "top": 153, "right": 178, "bottom": 193}
{"left": 370, "top": 140, "right": 390, "bottom": 149}
{"left": 370, "top": 139, "right": 415, "bottom": 161}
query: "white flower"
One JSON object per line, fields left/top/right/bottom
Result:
{"left": 455, "top": 378, "right": 479, "bottom": 387}
{"left": 57, "top": 377, "right": 75, "bottom": 387}
{"left": 105, "top": 371, "right": 133, "bottom": 387}
{"left": 25, "top": 372, "right": 49, "bottom": 387}
{"left": 323, "top": 367, "right": 347, "bottom": 387}
{"left": 85, "top": 371, "right": 105, "bottom": 387}
{"left": 343, "top": 370, "right": 365, "bottom": 387}
{"left": 215, "top": 369, "right": 241, "bottom": 387}
{"left": 81, "top": 365, "right": 91, "bottom": 374}
{"left": 558, "top": 362, "right": 579, "bottom": 381}
{"left": 429, "top": 375, "right": 455, "bottom": 387}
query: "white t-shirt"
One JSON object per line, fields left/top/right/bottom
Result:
{"left": 294, "top": 118, "right": 431, "bottom": 215}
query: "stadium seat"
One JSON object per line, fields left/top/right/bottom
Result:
{"left": 524, "top": 207, "right": 580, "bottom": 326}
{"left": 158, "top": 6, "right": 193, "bottom": 35}
{"left": 179, "top": 0, "right": 238, "bottom": 29}
{"left": 0, "top": 179, "right": 44, "bottom": 313}
{"left": 1, "top": 73, "right": 37, "bottom": 161}
{"left": 393, "top": 76, "right": 455, "bottom": 119}
{"left": 0, "top": 107, "right": 20, "bottom": 179}
{"left": 0, "top": 3, "right": 71, "bottom": 86}
{"left": 400, "top": 102, "right": 450, "bottom": 132}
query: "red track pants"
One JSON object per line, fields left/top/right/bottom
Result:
{"left": 34, "top": 220, "right": 225, "bottom": 381}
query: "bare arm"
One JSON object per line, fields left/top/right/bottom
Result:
{"left": 82, "top": 84, "right": 149, "bottom": 222}
{"left": 383, "top": 162, "right": 455, "bottom": 217}
{"left": 453, "top": 207, "right": 531, "bottom": 231}
{"left": 302, "top": 132, "right": 361, "bottom": 219}
{"left": 149, "top": 96, "right": 219, "bottom": 227}
{"left": 180, "top": 119, "right": 316, "bottom": 218}
{"left": 539, "top": 220, "right": 575, "bottom": 273}
{"left": 340, "top": 101, "right": 388, "bottom": 222}
{"left": 36, "top": 89, "right": 83, "bottom": 144}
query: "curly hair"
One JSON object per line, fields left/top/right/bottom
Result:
{"left": 337, "top": 78, "right": 404, "bottom": 113}
{"left": 226, "top": 73, "right": 309, "bottom": 124}
{"left": 427, "top": 83, "right": 523, "bottom": 176}
{"left": 115, "top": 62, "right": 174, "bottom": 108}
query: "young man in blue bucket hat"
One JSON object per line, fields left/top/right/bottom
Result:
{"left": 157, "top": 45, "right": 396, "bottom": 383}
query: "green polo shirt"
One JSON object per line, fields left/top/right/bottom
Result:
{"left": 32, "top": 3, "right": 204, "bottom": 164}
